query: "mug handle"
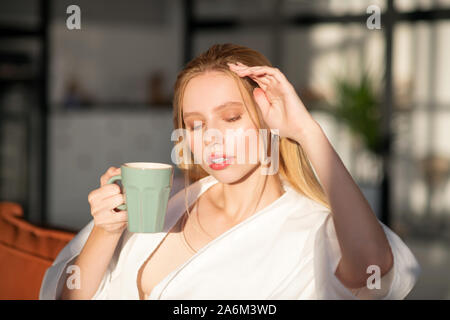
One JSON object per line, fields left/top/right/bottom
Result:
{"left": 106, "top": 175, "right": 127, "bottom": 211}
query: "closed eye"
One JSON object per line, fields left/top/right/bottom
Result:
{"left": 185, "top": 120, "right": 203, "bottom": 131}
{"left": 187, "top": 115, "right": 241, "bottom": 130}
{"left": 226, "top": 115, "right": 241, "bottom": 122}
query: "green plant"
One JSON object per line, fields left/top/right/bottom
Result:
{"left": 329, "top": 71, "right": 382, "bottom": 155}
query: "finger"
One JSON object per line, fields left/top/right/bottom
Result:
{"left": 257, "top": 82, "right": 269, "bottom": 92}
{"left": 231, "top": 65, "right": 277, "bottom": 91}
{"left": 96, "top": 210, "right": 128, "bottom": 223}
{"left": 252, "top": 74, "right": 271, "bottom": 84}
{"left": 229, "top": 62, "right": 247, "bottom": 69}
{"left": 92, "top": 193, "right": 125, "bottom": 213}
{"left": 95, "top": 212, "right": 128, "bottom": 227}
{"left": 264, "top": 74, "right": 278, "bottom": 83}
{"left": 228, "top": 61, "right": 247, "bottom": 68}
{"left": 100, "top": 167, "right": 121, "bottom": 186}
{"left": 88, "top": 183, "right": 121, "bottom": 204}
{"left": 100, "top": 171, "right": 120, "bottom": 186}
{"left": 247, "top": 69, "right": 280, "bottom": 84}
{"left": 105, "top": 166, "right": 120, "bottom": 176}
{"left": 104, "top": 211, "right": 128, "bottom": 224}
{"left": 235, "top": 61, "right": 255, "bottom": 69}
{"left": 250, "top": 77, "right": 269, "bottom": 92}
{"left": 247, "top": 72, "right": 269, "bottom": 84}
{"left": 255, "top": 83, "right": 268, "bottom": 92}
{"left": 236, "top": 66, "right": 284, "bottom": 83}
{"left": 253, "top": 87, "right": 271, "bottom": 118}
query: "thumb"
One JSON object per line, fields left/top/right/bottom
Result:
{"left": 253, "top": 87, "right": 271, "bottom": 117}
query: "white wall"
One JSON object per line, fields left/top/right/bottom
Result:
{"left": 45, "top": 0, "right": 450, "bottom": 231}
{"left": 49, "top": 0, "right": 183, "bottom": 106}
{"left": 47, "top": 109, "right": 187, "bottom": 230}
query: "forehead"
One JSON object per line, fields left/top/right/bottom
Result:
{"left": 182, "top": 71, "right": 244, "bottom": 113}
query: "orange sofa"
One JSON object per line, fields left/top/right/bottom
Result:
{"left": 0, "top": 202, "right": 76, "bottom": 299}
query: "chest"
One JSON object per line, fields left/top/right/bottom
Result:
{"left": 133, "top": 219, "right": 315, "bottom": 300}
{"left": 137, "top": 229, "right": 195, "bottom": 299}
{"left": 132, "top": 190, "right": 305, "bottom": 299}
{"left": 137, "top": 207, "right": 225, "bottom": 299}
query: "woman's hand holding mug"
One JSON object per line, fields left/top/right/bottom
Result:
{"left": 87, "top": 166, "right": 128, "bottom": 235}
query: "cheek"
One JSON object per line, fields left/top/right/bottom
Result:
{"left": 247, "top": 128, "right": 261, "bottom": 162}
{"left": 187, "top": 132, "right": 202, "bottom": 161}
{"left": 224, "top": 126, "right": 260, "bottom": 163}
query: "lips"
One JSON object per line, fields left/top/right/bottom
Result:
{"left": 208, "top": 153, "right": 234, "bottom": 170}
{"left": 208, "top": 153, "right": 233, "bottom": 164}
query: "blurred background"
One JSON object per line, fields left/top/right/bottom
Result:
{"left": 0, "top": 0, "right": 449, "bottom": 299}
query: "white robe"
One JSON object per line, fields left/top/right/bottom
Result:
{"left": 39, "top": 174, "right": 421, "bottom": 300}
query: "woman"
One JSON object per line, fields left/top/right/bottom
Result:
{"left": 39, "top": 43, "right": 420, "bottom": 300}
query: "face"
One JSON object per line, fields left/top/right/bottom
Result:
{"left": 182, "top": 71, "right": 263, "bottom": 184}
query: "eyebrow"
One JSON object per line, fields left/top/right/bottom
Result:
{"left": 183, "top": 101, "right": 243, "bottom": 118}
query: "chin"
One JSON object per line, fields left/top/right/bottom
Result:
{"left": 201, "top": 163, "right": 260, "bottom": 185}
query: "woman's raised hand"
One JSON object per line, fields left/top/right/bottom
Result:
{"left": 87, "top": 166, "right": 128, "bottom": 235}
{"left": 227, "top": 61, "right": 316, "bottom": 143}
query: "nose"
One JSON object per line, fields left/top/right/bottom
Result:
{"left": 203, "top": 128, "right": 225, "bottom": 148}
{"left": 202, "top": 122, "right": 229, "bottom": 158}
{"left": 202, "top": 119, "right": 226, "bottom": 145}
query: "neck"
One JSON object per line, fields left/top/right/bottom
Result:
{"left": 209, "top": 165, "right": 285, "bottom": 223}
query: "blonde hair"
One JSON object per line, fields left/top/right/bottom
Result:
{"left": 172, "top": 43, "right": 330, "bottom": 211}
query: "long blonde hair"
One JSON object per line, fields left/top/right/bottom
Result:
{"left": 172, "top": 43, "right": 330, "bottom": 210}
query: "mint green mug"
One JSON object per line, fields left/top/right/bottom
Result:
{"left": 107, "top": 162, "right": 173, "bottom": 233}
